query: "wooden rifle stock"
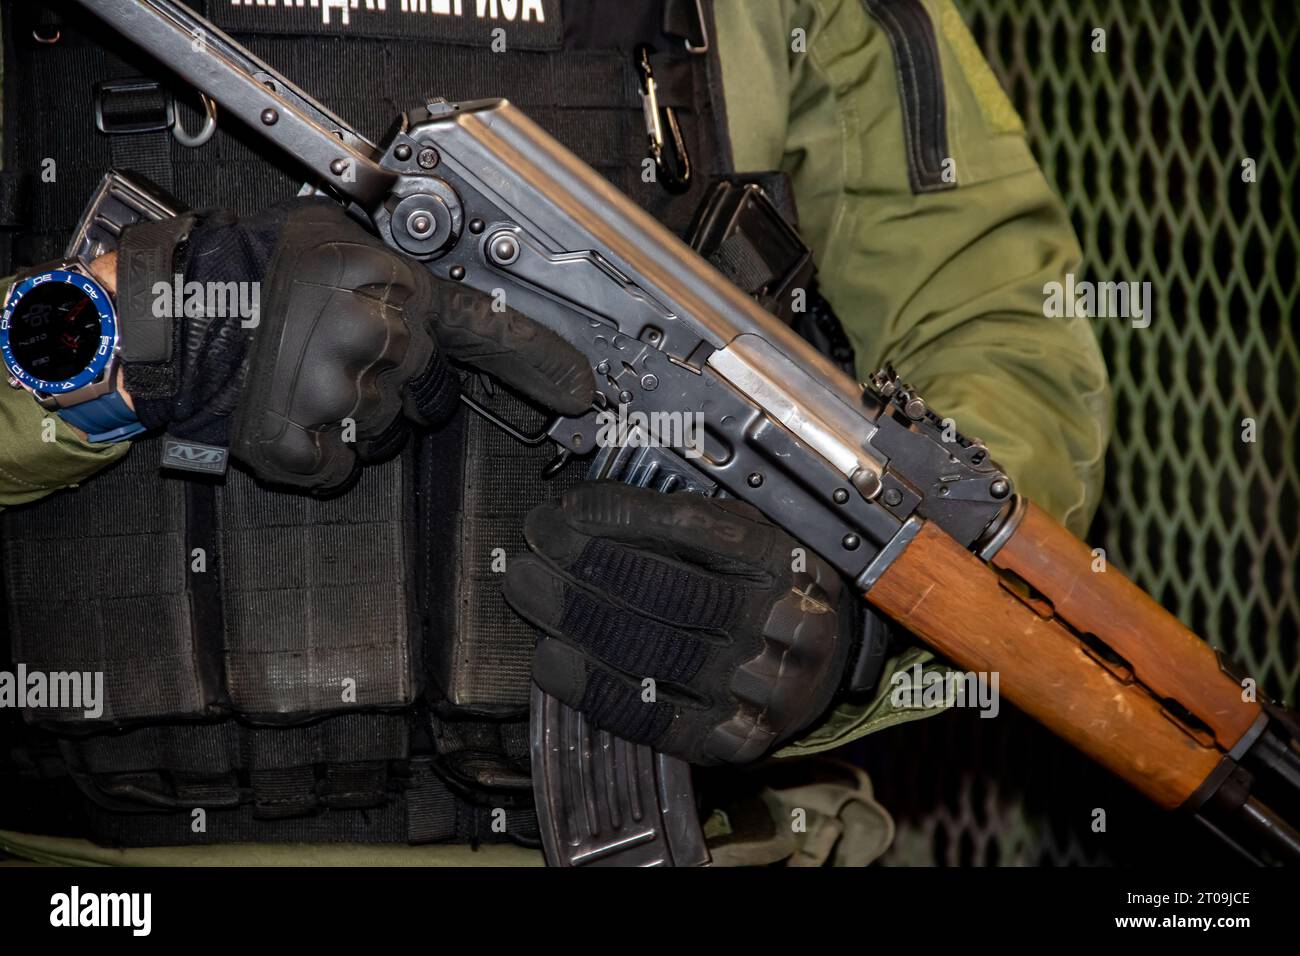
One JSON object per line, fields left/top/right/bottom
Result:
{"left": 866, "top": 502, "right": 1262, "bottom": 810}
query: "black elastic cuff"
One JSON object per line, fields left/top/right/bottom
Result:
{"left": 405, "top": 353, "right": 460, "bottom": 426}
{"left": 122, "top": 362, "right": 182, "bottom": 409}
{"left": 840, "top": 606, "right": 894, "bottom": 697}
{"left": 132, "top": 395, "right": 172, "bottom": 433}
{"left": 137, "top": 397, "right": 237, "bottom": 449}
{"left": 358, "top": 416, "right": 411, "bottom": 464}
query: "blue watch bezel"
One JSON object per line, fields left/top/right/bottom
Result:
{"left": 1, "top": 268, "right": 117, "bottom": 395}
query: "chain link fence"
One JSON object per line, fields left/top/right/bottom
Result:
{"left": 860, "top": 0, "right": 1299, "bottom": 866}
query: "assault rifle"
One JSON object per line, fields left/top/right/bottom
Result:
{"left": 69, "top": 0, "right": 1300, "bottom": 865}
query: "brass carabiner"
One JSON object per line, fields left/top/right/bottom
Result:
{"left": 635, "top": 45, "right": 692, "bottom": 195}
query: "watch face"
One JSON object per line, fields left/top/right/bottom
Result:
{"left": 1, "top": 268, "right": 116, "bottom": 393}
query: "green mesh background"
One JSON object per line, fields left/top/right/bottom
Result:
{"left": 860, "top": 0, "right": 1299, "bottom": 866}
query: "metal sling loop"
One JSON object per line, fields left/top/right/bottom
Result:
{"left": 172, "top": 92, "right": 219, "bottom": 148}
{"left": 635, "top": 45, "right": 692, "bottom": 195}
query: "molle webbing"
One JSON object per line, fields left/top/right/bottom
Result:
{"left": 65, "top": 717, "right": 537, "bottom": 846}
{"left": 1, "top": 442, "right": 419, "bottom": 726}
{"left": 424, "top": 380, "right": 589, "bottom": 715}
{"left": 2, "top": 439, "right": 223, "bottom": 725}
{"left": 64, "top": 713, "right": 410, "bottom": 816}
{"left": 217, "top": 460, "right": 421, "bottom": 715}
{"left": 0, "top": 0, "right": 730, "bottom": 273}
{"left": 80, "top": 758, "right": 540, "bottom": 848}
{"left": 0, "top": 0, "right": 730, "bottom": 845}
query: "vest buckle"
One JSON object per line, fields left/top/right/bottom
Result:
{"left": 94, "top": 78, "right": 176, "bottom": 136}
{"left": 93, "top": 78, "right": 218, "bottom": 149}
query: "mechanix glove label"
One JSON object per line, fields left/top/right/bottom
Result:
{"left": 160, "top": 436, "right": 229, "bottom": 476}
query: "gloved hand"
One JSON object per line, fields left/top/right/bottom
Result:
{"left": 503, "top": 482, "right": 856, "bottom": 766}
{"left": 115, "top": 198, "right": 593, "bottom": 492}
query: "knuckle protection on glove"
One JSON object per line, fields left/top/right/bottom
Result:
{"left": 508, "top": 482, "right": 854, "bottom": 766}
{"left": 230, "top": 202, "right": 447, "bottom": 492}
{"left": 703, "top": 552, "right": 850, "bottom": 764}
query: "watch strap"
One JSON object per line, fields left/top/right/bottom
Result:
{"left": 58, "top": 391, "right": 147, "bottom": 444}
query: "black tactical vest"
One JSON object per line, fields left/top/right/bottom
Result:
{"left": 0, "top": 0, "right": 734, "bottom": 847}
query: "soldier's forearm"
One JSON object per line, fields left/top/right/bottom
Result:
{"left": 0, "top": 377, "right": 130, "bottom": 510}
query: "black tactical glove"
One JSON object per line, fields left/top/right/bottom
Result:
{"left": 503, "top": 482, "right": 856, "bottom": 766}
{"left": 116, "top": 198, "right": 593, "bottom": 492}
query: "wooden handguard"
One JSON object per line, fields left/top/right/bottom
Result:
{"left": 866, "top": 503, "right": 1262, "bottom": 810}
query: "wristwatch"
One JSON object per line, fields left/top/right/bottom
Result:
{"left": 1, "top": 170, "right": 184, "bottom": 444}
{"left": 1, "top": 261, "right": 145, "bottom": 444}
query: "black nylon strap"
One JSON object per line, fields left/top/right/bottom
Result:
{"left": 250, "top": 765, "right": 317, "bottom": 818}
{"left": 68, "top": 722, "right": 241, "bottom": 778}
{"left": 322, "top": 762, "right": 391, "bottom": 809}
{"left": 108, "top": 131, "right": 175, "bottom": 193}
{"left": 0, "top": 171, "right": 31, "bottom": 229}
{"left": 0, "top": 172, "right": 30, "bottom": 276}
{"left": 59, "top": 714, "right": 409, "bottom": 816}
{"left": 405, "top": 760, "right": 464, "bottom": 844}
{"left": 711, "top": 233, "right": 776, "bottom": 296}
{"left": 116, "top": 212, "right": 199, "bottom": 366}
{"left": 646, "top": 52, "right": 696, "bottom": 108}
{"left": 96, "top": 80, "right": 172, "bottom": 133}
{"left": 97, "top": 79, "right": 178, "bottom": 193}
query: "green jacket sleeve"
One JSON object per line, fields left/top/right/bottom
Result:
{"left": 0, "top": 277, "right": 130, "bottom": 511}
{"left": 716, "top": 0, "right": 1112, "bottom": 536}
{"left": 713, "top": 0, "right": 1112, "bottom": 754}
